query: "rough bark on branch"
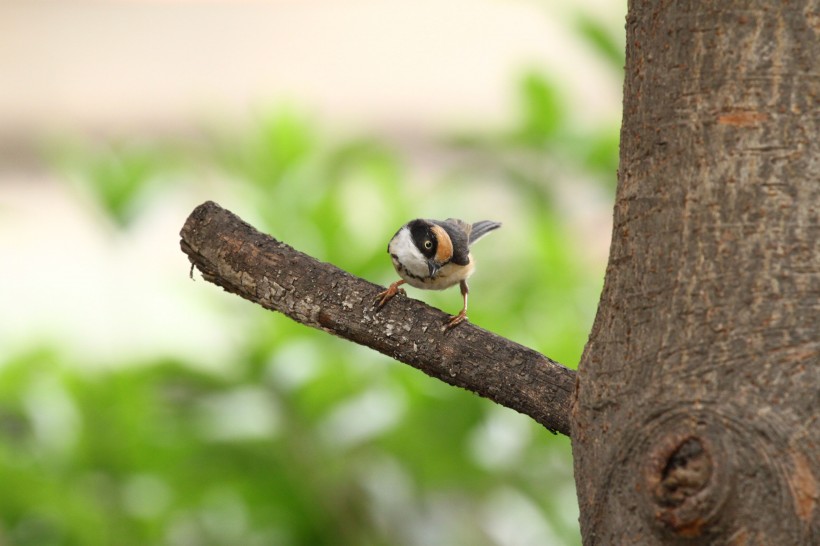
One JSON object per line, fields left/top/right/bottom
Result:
{"left": 180, "top": 201, "right": 575, "bottom": 436}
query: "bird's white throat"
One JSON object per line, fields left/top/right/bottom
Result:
{"left": 388, "top": 227, "right": 430, "bottom": 278}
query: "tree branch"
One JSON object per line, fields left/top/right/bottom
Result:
{"left": 179, "top": 201, "right": 576, "bottom": 436}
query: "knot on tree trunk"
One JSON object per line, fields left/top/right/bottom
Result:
{"left": 644, "top": 433, "right": 729, "bottom": 538}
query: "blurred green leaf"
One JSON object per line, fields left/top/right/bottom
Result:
{"left": 215, "top": 109, "right": 316, "bottom": 192}
{"left": 53, "top": 141, "right": 173, "bottom": 228}
{"left": 575, "top": 13, "right": 625, "bottom": 69}
{"left": 581, "top": 129, "right": 620, "bottom": 179}
{"left": 517, "top": 72, "right": 565, "bottom": 144}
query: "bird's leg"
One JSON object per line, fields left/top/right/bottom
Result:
{"left": 444, "top": 280, "right": 469, "bottom": 331}
{"left": 375, "top": 280, "right": 406, "bottom": 308}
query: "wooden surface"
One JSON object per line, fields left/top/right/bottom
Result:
{"left": 571, "top": 1, "right": 820, "bottom": 544}
{"left": 180, "top": 201, "right": 576, "bottom": 436}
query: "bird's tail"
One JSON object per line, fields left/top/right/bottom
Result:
{"left": 469, "top": 220, "right": 502, "bottom": 245}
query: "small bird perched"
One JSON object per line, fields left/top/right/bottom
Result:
{"left": 375, "top": 218, "right": 502, "bottom": 330}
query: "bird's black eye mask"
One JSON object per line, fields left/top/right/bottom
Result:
{"left": 409, "top": 220, "right": 437, "bottom": 259}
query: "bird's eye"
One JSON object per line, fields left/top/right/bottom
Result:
{"left": 424, "top": 240, "right": 433, "bottom": 249}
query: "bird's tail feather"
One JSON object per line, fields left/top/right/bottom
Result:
{"left": 469, "top": 221, "right": 502, "bottom": 245}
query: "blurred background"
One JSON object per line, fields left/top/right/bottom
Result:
{"left": 0, "top": 0, "right": 624, "bottom": 544}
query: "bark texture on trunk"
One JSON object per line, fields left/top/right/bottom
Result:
{"left": 572, "top": 1, "right": 819, "bottom": 544}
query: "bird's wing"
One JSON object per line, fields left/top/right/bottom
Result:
{"left": 435, "top": 219, "right": 471, "bottom": 265}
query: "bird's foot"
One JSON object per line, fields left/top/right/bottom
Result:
{"left": 375, "top": 282, "right": 406, "bottom": 308}
{"left": 443, "top": 309, "right": 468, "bottom": 332}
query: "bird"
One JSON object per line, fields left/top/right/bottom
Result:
{"left": 375, "top": 218, "right": 502, "bottom": 330}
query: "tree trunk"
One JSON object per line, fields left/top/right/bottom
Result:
{"left": 571, "top": 1, "right": 819, "bottom": 544}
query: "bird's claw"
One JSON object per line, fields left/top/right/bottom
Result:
{"left": 442, "top": 310, "right": 468, "bottom": 332}
{"left": 375, "top": 284, "right": 405, "bottom": 308}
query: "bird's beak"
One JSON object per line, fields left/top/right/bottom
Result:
{"left": 428, "top": 261, "right": 440, "bottom": 277}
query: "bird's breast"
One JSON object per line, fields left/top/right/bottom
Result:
{"left": 393, "top": 256, "right": 474, "bottom": 290}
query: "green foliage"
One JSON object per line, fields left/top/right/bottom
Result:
{"left": 52, "top": 141, "right": 176, "bottom": 228}
{"left": 16, "top": 14, "right": 622, "bottom": 539}
{"left": 450, "top": 70, "right": 620, "bottom": 189}
{"left": 6, "top": 99, "right": 609, "bottom": 544}
{"left": 575, "top": 13, "right": 625, "bottom": 69}
{"left": 216, "top": 109, "right": 317, "bottom": 193}
{"left": 518, "top": 72, "right": 565, "bottom": 144}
